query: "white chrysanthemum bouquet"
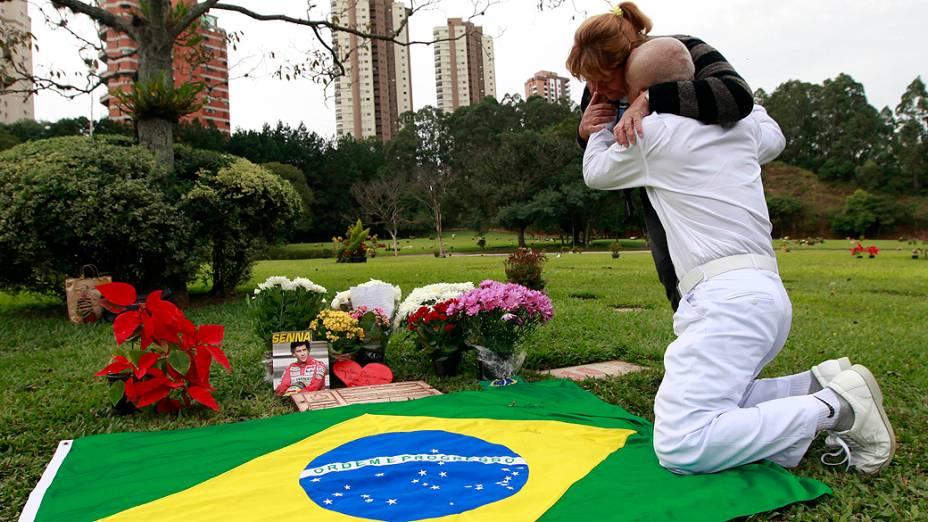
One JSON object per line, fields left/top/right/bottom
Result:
{"left": 250, "top": 275, "right": 328, "bottom": 339}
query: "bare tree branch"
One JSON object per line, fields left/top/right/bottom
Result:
{"left": 212, "top": 2, "right": 491, "bottom": 48}
{"left": 50, "top": 0, "right": 134, "bottom": 36}
{"left": 171, "top": 0, "right": 222, "bottom": 37}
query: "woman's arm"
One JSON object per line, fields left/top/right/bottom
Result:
{"left": 649, "top": 35, "right": 754, "bottom": 124}
{"left": 614, "top": 35, "right": 753, "bottom": 146}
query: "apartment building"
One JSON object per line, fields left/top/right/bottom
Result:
{"left": 98, "top": 0, "right": 231, "bottom": 132}
{"left": 524, "top": 70, "right": 570, "bottom": 103}
{"left": 432, "top": 18, "right": 495, "bottom": 113}
{"left": 331, "top": 0, "right": 413, "bottom": 141}
{"left": 0, "top": 0, "right": 35, "bottom": 123}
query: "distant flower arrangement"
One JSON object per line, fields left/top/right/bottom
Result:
{"left": 849, "top": 242, "right": 879, "bottom": 258}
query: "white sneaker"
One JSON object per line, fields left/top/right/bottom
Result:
{"left": 811, "top": 357, "right": 851, "bottom": 388}
{"left": 821, "top": 364, "right": 896, "bottom": 474}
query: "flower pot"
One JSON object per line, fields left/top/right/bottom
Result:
{"left": 611, "top": 252, "right": 621, "bottom": 259}
{"left": 431, "top": 350, "right": 464, "bottom": 377}
{"left": 327, "top": 350, "right": 356, "bottom": 388}
{"left": 356, "top": 343, "right": 386, "bottom": 366}
{"left": 471, "top": 344, "right": 526, "bottom": 381}
{"left": 348, "top": 255, "right": 367, "bottom": 263}
{"left": 106, "top": 373, "right": 137, "bottom": 415}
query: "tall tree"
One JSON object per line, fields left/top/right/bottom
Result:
{"left": 894, "top": 77, "right": 928, "bottom": 192}
{"left": 764, "top": 80, "right": 823, "bottom": 171}
{"left": 389, "top": 106, "right": 453, "bottom": 256}
{"left": 351, "top": 172, "right": 412, "bottom": 256}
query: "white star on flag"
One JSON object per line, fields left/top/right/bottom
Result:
{"left": 475, "top": 485, "right": 484, "bottom": 490}
{"left": 512, "top": 471, "right": 520, "bottom": 476}
{"left": 365, "top": 498, "right": 374, "bottom": 503}
{"left": 431, "top": 449, "right": 439, "bottom": 453}
{"left": 438, "top": 462, "right": 446, "bottom": 466}
{"left": 311, "top": 478, "right": 321, "bottom": 483}
{"left": 431, "top": 485, "right": 440, "bottom": 490}
{"left": 439, "top": 472, "right": 447, "bottom": 477}
{"left": 376, "top": 473, "right": 385, "bottom": 477}
{"left": 411, "top": 479, "right": 419, "bottom": 484}
{"left": 333, "top": 493, "right": 343, "bottom": 497}
{"left": 324, "top": 499, "right": 332, "bottom": 505}
{"left": 361, "top": 494, "right": 370, "bottom": 499}
{"left": 418, "top": 470, "right": 427, "bottom": 476}
{"left": 387, "top": 499, "right": 397, "bottom": 505}
{"left": 344, "top": 485, "right": 351, "bottom": 490}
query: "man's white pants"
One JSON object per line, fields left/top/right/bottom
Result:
{"left": 653, "top": 268, "right": 822, "bottom": 474}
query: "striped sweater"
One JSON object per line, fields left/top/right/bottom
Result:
{"left": 578, "top": 35, "right": 753, "bottom": 147}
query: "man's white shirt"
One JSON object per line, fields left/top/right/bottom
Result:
{"left": 583, "top": 105, "right": 786, "bottom": 281}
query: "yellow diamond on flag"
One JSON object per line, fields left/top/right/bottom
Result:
{"left": 104, "top": 414, "right": 634, "bottom": 521}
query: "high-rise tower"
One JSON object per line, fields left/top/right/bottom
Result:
{"left": 331, "top": 0, "right": 413, "bottom": 141}
{"left": 433, "top": 18, "right": 495, "bottom": 113}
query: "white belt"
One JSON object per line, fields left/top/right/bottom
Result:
{"left": 677, "top": 254, "right": 779, "bottom": 296}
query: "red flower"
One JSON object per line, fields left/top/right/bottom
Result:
{"left": 95, "top": 282, "right": 230, "bottom": 413}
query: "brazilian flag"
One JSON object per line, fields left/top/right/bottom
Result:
{"left": 21, "top": 380, "right": 829, "bottom": 521}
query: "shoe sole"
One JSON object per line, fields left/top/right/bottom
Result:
{"left": 851, "top": 364, "right": 897, "bottom": 472}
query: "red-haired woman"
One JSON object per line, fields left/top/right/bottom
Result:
{"left": 567, "top": 2, "right": 754, "bottom": 311}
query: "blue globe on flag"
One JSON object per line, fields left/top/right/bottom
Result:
{"left": 299, "top": 430, "right": 530, "bottom": 521}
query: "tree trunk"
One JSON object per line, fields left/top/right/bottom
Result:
{"left": 389, "top": 219, "right": 399, "bottom": 257}
{"left": 517, "top": 225, "right": 527, "bottom": 248}
{"left": 138, "top": 118, "right": 174, "bottom": 171}
{"left": 135, "top": 8, "right": 177, "bottom": 173}
{"left": 435, "top": 206, "right": 446, "bottom": 257}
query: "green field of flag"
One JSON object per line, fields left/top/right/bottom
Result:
{"left": 21, "top": 380, "right": 829, "bottom": 521}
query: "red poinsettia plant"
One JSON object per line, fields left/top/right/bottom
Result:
{"left": 94, "top": 283, "right": 231, "bottom": 412}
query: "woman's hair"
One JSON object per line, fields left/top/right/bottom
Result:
{"left": 566, "top": 2, "right": 653, "bottom": 81}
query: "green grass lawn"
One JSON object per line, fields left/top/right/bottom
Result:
{"left": 265, "top": 231, "right": 926, "bottom": 260}
{"left": 264, "top": 230, "right": 649, "bottom": 259}
{"left": 1, "top": 250, "right": 927, "bottom": 519}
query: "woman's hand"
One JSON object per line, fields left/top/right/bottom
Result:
{"left": 579, "top": 91, "right": 618, "bottom": 142}
{"left": 614, "top": 91, "right": 650, "bottom": 146}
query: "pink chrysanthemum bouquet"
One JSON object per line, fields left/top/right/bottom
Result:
{"left": 447, "top": 280, "right": 553, "bottom": 378}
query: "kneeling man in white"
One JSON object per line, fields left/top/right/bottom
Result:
{"left": 583, "top": 38, "right": 895, "bottom": 475}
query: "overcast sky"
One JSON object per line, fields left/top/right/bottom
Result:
{"left": 27, "top": 0, "right": 927, "bottom": 138}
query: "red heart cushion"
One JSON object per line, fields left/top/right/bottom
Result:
{"left": 333, "top": 360, "right": 394, "bottom": 387}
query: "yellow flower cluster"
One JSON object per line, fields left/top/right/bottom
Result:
{"left": 310, "top": 310, "right": 364, "bottom": 343}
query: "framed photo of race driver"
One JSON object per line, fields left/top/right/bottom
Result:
{"left": 270, "top": 330, "right": 330, "bottom": 396}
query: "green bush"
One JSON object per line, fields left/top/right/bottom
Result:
{"left": 831, "top": 189, "right": 913, "bottom": 238}
{"left": 184, "top": 158, "right": 301, "bottom": 295}
{"left": 0, "top": 136, "right": 199, "bottom": 295}
{"left": 0, "top": 129, "right": 21, "bottom": 151}
{"left": 766, "top": 194, "right": 806, "bottom": 237}
{"left": 262, "top": 161, "right": 314, "bottom": 239}
{"left": 261, "top": 245, "right": 334, "bottom": 260}
{"left": 504, "top": 248, "right": 546, "bottom": 290}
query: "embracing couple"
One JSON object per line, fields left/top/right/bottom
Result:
{"left": 570, "top": 3, "right": 895, "bottom": 476}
